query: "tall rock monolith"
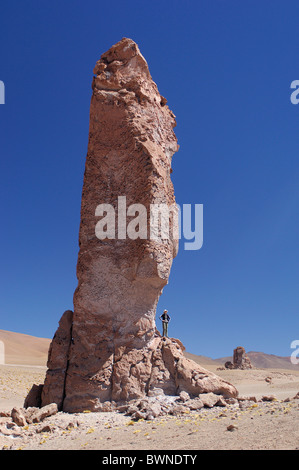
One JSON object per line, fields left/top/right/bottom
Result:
{"left": 38, "top": 38, "right": 238, "bottom": 412}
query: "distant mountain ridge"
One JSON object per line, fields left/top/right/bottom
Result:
{"left": 185, "top": 350, "right": 298, "bottom": 371}
{"left": 0, "top": 329, "right": 298, "bottom": 370}
{"left": 0, "top": 329, "right": 50, "bottom": 366}
{"left": 217, "top": 351, "right": 299, "bottom": 371}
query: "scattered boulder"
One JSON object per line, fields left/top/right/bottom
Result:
{"left": 215, "top": 395, "right": 227, "bottom": 407}
{"left": 11, "top": 407, "right": 26, "bottom": 427}
{"left": 179, "top": 391, "right": 190, "bottom": 403}
{"left": 26, "top": 403, "right": 58, "bottom": 424}
{"left": 238, "top": 396, "right": 257, "bottom": 402}
{"left": 199, "top": 392, "right": 222, "bottom": 408}
{"left": 225, "top": 397, "right": 239, "bottom": 405}
{"left": 10, "top": 403, "right": 58, "bottom": 426}
{"left": 127, "top": 398, "right": 163, "bottom": 421}
{"left": 116, "top": 404, "right": 129, "bottom": 413}
{"left": 170, "top": 404, "right": 187, "bottom": 415}
{"left": 36, "top": 424, "right": 52, "bottom": 434}
{"left": 227, "top": 424, "right": 238, "bottom": 432}
{"left": 145, "top": 403, "right": 162, "bottom": 420}
{"left": 184, "top": 398, "right": 204, "bottom": 410}
{"left": 261, "top": 395, "right": 277, "bottom": 402}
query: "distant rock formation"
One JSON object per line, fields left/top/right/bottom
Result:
{"left": 224, "top": 361, "right": 234, "bottom": 370}
{"left": 225, "top": 346, "right": 252, "bottom": 370}
{"left": 27, "top": 38, "right": 238, "bottom": 412}
{"left": 233, "top": 346, "right": 252, "bottom": 369}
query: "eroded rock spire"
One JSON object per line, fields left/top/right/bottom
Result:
{"left": 34, "top": 38, "right": 237, "bottom": 412}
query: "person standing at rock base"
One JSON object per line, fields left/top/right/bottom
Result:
{"left": 160, "top": 310, "right": 171, "bottom": 337}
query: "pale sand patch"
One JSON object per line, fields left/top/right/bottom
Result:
{"left": 0, "top": 364, "right": 46, "bottom": 411}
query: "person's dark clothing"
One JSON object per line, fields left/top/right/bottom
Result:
{"left": 159, "top": 312, "right": 171, "bottom": 337}
{"left": 160, "top": 312, "right": 171, "bottom": 323}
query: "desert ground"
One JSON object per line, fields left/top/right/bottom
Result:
{"left": 0, "top": 330, "right": 299, "bottom": 451}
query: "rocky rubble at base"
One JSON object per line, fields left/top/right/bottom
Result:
{"left": 1, "top": 403, "right": 58, "bottom": 427}
{"left": 0, "top": 403, "right": 58, "bottom": 440}
{"left": 120, "top": 390, "right": 299, "bottom": 420}
{"left": 120, "top": 392, "right": 229, "bottom": 420}
{"left": 1, "top": 391, "right": 299, "bottom": 450}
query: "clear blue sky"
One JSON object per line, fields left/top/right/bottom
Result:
{"left": 0, "top": 0, "right": 298, "bottom": 358}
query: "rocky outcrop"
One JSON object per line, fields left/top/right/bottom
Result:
{"left": 41, "top": 310, "right": 73, "bottom": 409}
{"left": 40, "top": 328, "right": 237, "bottom": 412}
{"left": 11, "top": 404, "right": 58, "bottom": 426}
{"left": 28, "top": 38, "right": 238, "bottom": 412}
{"left": 123, "top": 392, "right": 232, "bottom": 421}
{"left": 111, "top": 336, "right": 237, "bottom": 405}
{"left": 225, "top": 346, "right": 252, "bottom": 370}
{"left": 24, "top": 384, "right": 43, "bottom": 408}
{"left": 233, "top": 346, "right": 252, "bottom": 370}
{"left": 224, "top": 361, "right": 234, "bottom": 370}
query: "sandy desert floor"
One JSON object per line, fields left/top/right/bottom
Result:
{"left": 0, "top": 363, "right": 299, "bottom": 451}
